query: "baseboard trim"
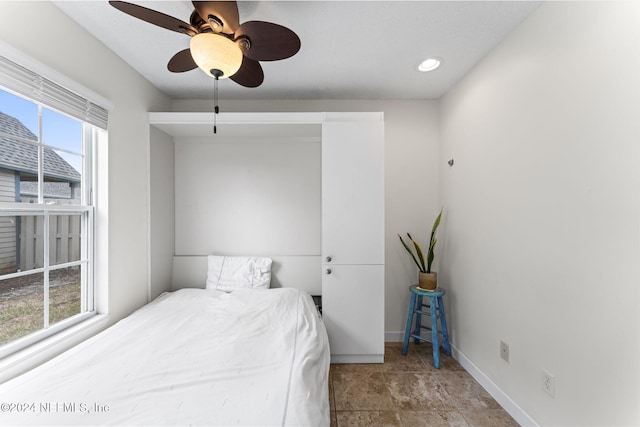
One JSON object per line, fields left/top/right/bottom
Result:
{"left": 385, "top": 331, "right": 404, "bottom": 342}
{"left": 451, "top": 345, "right": 540, "bottom": 427}
{"left": 331, "top": 354, "right": 384, "bottom": 364}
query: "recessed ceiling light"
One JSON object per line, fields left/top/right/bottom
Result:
{"left": 418, "top": 58, "right": 442, "bottom": 72}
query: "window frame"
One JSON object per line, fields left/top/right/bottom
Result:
{"left": 0, "top": 90, "right": 98, "bottom": 359}
{"left": 0, "top": 43, "right": 110, "bottom": 380}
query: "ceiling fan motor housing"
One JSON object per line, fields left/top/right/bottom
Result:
{"left": 207, "top": 14, "right": 223, "bottom": 33}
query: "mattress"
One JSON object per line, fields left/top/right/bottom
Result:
{"left": 0, "top": 287, "right": 330, "bottom": 426}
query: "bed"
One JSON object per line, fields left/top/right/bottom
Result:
{"left": 0, "top": 256, "right": 330, "bottom": 426}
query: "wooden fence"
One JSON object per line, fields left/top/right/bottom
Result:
{"left": 0, "top": 214, "right": 82, "bottom": 275}
{"left": 18, "top": 215, "right": 81, "bottom": 271}
{"left": 0, "top": 217, "right": 16, "bottom": 275}
{"left": 0, "top": 170, "right": 16, "bottom": 274}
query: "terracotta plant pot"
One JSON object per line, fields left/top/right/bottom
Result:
{"left": 418, "top": 272, "right": 437, "bottom": 291}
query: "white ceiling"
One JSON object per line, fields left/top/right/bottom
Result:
{"left": 53, "top": 1, "right": 541, "bottom": 100}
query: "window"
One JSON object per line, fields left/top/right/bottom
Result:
{"left": 0, "top": 52, "right": 107, "bottom": 356}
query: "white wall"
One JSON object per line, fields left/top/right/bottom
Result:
{"left": 174, "top": 138, "right": 321, "bottom": 257}
{"left": 439, "top": 2, "right": 640, "bottom": 426}
{"left": 149, "top": 127, "right": 175, "bottom": 300}
{"left": 172, "top": 99, "right": 441, "bottom": 338}
{"left": 0, "top": 2, "right": 171, "bottom": 325}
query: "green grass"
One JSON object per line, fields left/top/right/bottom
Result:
{"left": 0, "top": 280, "right": 81, "bottom": 346}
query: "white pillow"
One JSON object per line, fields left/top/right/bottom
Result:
{"left": 206, "top": 255, "right": 272, "bottom": 292}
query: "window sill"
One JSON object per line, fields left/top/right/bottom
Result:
{"left": 0, "top": 314, "right": 109, "bottom": 385}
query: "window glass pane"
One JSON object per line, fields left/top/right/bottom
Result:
{"left": 17, "top": 215, "right": 45, "bottom": 270}
{"left": 0, "top": 89, "right": 38, "bottom": 139}
{"left": 49, "top": 214, "right": 82, "bottom": 265}
{"left": 0, "top": 91, "right": 40, "bottom": 205}
{"left": 0, "top": 215, "right": 18, "bottom": 274}
{"left": 42, "top": 109, "right": 82, "bottom": 205}
{"left": 0, "top": 133, "right": 38, "bottom": 204}
{"left": 43, "top": 163, "right": 82, "bottom": 206}
{"left": 0, "top": 214, "right": 44, "bottom": 273}
{"left": 49, "top": 266, "right": 82, "bottom": 326}
{"left": 0, "top": 271, "right": 44, "bottom": 346}
{"left": 17, "top": 171, "right": 38, "bottom": 204}
{"left": 42, "top": 108, "right": 81, "bottom": 155}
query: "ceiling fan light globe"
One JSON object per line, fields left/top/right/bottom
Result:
{"left": 190, "top": 33, "right": 243, "bottom": 79}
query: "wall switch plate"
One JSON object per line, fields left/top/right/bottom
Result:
{"left": 500, "top": 340, "right": 509, "bottom": 363}
{"left": 542, "top": 369, "right": 555, "bottom": 397}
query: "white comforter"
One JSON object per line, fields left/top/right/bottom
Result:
{"left": 0, "top": 288, "right": 330, "bottom": 426}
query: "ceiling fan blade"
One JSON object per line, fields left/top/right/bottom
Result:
{"left": 235, "top": 21, "right": 301, "bottom": 62}
{"left": 230, "top": 57, "right": 264, "bottom": 88}
{"left": 192, "top": 1, "right": 240, "bottom": 35}
{"left": 109, "top": 1, "right": 196, "bottom": 35}
{"left": 168, "top": 49, "right": 197, "bottom": 73}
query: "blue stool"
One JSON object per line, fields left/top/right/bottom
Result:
{"left": 402, "top": 285, "right": 451, "bottom": 368}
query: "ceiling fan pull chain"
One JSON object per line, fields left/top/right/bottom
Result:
{"left": 213, "top": 75, "right": 219, "bottom": 134}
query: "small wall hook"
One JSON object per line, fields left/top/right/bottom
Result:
{"left": 448, "top": 159, "right": 454, "bottom": 167}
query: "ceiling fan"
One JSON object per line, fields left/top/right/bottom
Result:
{"left": 109, "top": 1, "right": 301, "bottom": 88}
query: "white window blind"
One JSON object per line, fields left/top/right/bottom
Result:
{"left": 0, "top": 54, "right": 108, "bottom": 130}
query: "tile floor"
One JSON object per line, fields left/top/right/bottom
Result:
{"left": 329, "top": 342, "right": 519, "bottom": 427}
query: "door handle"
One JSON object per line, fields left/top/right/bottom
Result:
{"left": 326, "top": 268, "right": 332, "bottom": 275}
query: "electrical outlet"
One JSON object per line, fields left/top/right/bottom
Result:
{"left": 542, "top": 369, "right": 555, "bottom": 397}
{"left": 500, "top": 340, "right": 509, "bottom": 363}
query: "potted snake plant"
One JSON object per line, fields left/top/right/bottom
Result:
{"left": 398, "top": 208, "right": 442, "bottom": 291}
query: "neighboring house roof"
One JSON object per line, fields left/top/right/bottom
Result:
{"left": 0, "top": 111, "right": 81, "bottom": 182}
{"left": 19, "top": 181, "right": 76, "bottom": 199}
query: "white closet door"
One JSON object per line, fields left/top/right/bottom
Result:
{"left": 322, "top": 264, "right": 384, "bottom": 361}
{"left": 321, "top": 121, "right": 384, "bottom": 265}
